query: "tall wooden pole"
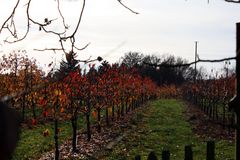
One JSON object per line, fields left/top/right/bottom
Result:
{"left": 229, "top": 22, "right": 240, "bottom": 160}
{"left": 236, "top": 22, "right": 240, "bottom": 160}
{"left": 194, "top": 41, "right": 198, "bottom": 83}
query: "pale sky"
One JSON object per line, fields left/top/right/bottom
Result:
{"left": 0, "top": 0, "right": 239, "bottom": 72}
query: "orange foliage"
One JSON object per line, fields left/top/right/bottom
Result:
{"left": 157, "top": 85, "right": 179, "bottom": 98}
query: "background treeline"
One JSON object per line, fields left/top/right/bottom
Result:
{"left": 121, "top": 52, "right": 197, "bottom": 85}
{"left": 121, "top": 51, "right": 234, "bottom": 85}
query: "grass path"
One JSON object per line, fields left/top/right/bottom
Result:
{"left": 12, "top": 99, "right": 234, "bottom": 159}
{"left": 12, "top": 117, "right": 85, "bottom": 160}
{"left": 99, "top": 99, "right": 234, "bottom": 160}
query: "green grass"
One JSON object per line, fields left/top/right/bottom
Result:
{"left": 12, "top": 99, "right": 235, "bottom": 160}
{"left": 12, "top": 115, "right": 85, "bottom": 160}
{"left": 99, "top": 99, "right": 235, "bottom": 160}
{"left": 12, "top": 107, "right": 107, "bottom": 160}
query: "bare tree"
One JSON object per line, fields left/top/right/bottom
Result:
{"left": 121, "top": 52, "right": 144, "bottom": 68}
{"left": 0, "top": 0, "right": 138, "bottom": 59}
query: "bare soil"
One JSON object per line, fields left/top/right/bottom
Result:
{"left": 183, "top": 102, "right": 234, "bottom": 141}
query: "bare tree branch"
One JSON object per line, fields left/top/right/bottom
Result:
{"left": 225, "top": 0, "right": 240, "bottom": 3}
{"left": 56, "top": 0, "right": 68, "bottom": 30}
{"left": 0, "top": 0, "right": 138, "bottom": 56}
{"left": 0, "top": 0, "right": 20, "bottom": 34}
{"left": 61, "top": 0, "right": 86, "bottom": 40}
{"left": 34, "top": 42, "right": 90, "bottom": 53}
{"left": 29, "top": 18, "right": 65, "bottom": 35}
{"left": 3, "top": 26, "right": 16, "bottom": 37}
{"left": 34, "top": 48, "right": 63, "bottom": 52}
{"left": 77, "top": 56, "right": 102, "bottom": 64}
{"left": 33, "top": 0, "right": 87, "bottom": 54}
{"left": 117, "top": 0, "right": 139, "bottom": 14}
{"left": 4, "top": 0, "right": 32, "bottom": 44}
{"left": 143, "top": 57, "right": 236, "bottom": 68}
{"left": 74, "top": 42, "right": 90, "bottom": 51}
{"left": 59, "top": 39, "right": 68, "bottom": 54}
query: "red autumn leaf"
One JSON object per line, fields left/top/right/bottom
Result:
{"left": 43, "top": 110, "right": 48, "bottom": 117}
{"left": 39, "top": 98, "right": 47, "bottom": 106}
{"left": 31, "top": 119, "right": 37, "bottom": 126}
{"left": 92, "top": 111, "right": 97, "bottom": 119}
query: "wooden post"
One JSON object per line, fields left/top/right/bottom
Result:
{"left": 162, "top": 150, "right": 170, "bottom": 160}
{"left": 184, "top": 145, "right": 193, "bottom": 160}
{"left": 86, "top": 97, "right": 91, "bottom": 141}
{"left": 71, "top": 114, "right": 77, "bottom": 152}
{"left": 147, "top": 151, "right": 158, "bottom": 160}
{"left": 54, "top": 95, "right": 60, "bottom": 160}
{"left": 236, "top": 22, "right": 240, "bottom": 160}
{"left": 229, "top": 22, "right": 240, "bottom": 160}
{"left": 121, "top": 98, "right": 124, "bottom": 117}
{"left": 135, "top": 155, "right": 141, "bottom": 160}
{"left": 112, "top": 105, "right": 115, "bottom": 121}
{"left": 206, "top": 141, "right": 215, "bottom": 160}
{"left": 97, "top": 108, "right": 101, "bottom": 133}
{"left": 54, "top": 118, "right": 59, "bottom": 160}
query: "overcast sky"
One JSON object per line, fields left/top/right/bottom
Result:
{"left": 0, "top": 0, "right": 239, "bottom": 72}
